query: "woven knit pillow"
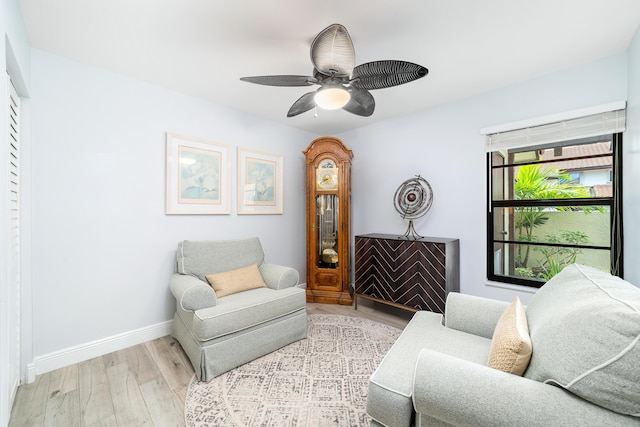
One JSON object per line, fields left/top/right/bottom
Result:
{"left": 206, "top": 264, "right": 267, "bottom": 298}
{"left": 487, "top": 296, "right": 532, "bottom": 376}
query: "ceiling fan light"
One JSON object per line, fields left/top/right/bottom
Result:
{"left": 314, "top": 87, "right": 351, "bottom": 110}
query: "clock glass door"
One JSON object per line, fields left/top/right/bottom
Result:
{"left": 316, "top": 194, "right": 339, "bottom": 268}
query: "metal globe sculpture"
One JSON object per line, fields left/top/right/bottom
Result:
{"left": 393, "top": 175, "right": 433, "bottom": 239}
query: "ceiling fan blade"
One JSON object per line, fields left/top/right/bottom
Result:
{"left": 310, "top": 24, "right": 355, "bottom": 78}
{"left": 240, "top": 75, "right": 317, "bottom": 87}
{"left": 343, "top": 87, "right": 375, "bottom": 117}
{"left": 351, "top": 60, "right": 428, "bottom": 90}
{"left": 287, "top": 91, "right": 317, "bottom": 117}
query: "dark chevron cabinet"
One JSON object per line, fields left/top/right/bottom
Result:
{"left": 354, "top": 234, "right": 459, "bottom": 313}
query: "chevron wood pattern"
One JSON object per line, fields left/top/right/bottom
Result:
{"left": 354, "top": 234, "right": 459, "bottom": 313}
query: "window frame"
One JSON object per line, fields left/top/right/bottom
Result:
{"left": 486, "top": 133, "right": 623, "bottom": 288}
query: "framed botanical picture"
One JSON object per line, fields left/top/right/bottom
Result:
{"left": 237, "top": 147, "right": 283, "bottom": 214}
{"left": 166, "top": 133, "right": 231, "bottom": 214}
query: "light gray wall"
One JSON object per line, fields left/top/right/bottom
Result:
{"left": 625, "top": 25, "right": 640, "bottom": 286}
{"left": 30, "top": 50, "right": 316, "bottom": 357}
{"left": 339, "top": 52, "right": 630, "bottom": 305}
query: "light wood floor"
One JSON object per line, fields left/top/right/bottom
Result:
{"left": 9, "top": 299, "right": 413, "bottom": 427}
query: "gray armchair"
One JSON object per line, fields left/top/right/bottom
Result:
{"left": 169, "top": 238, "right": 307, "bottom": 382}
{"left": 367, "top": 264, "right": 640, "bottom": 426}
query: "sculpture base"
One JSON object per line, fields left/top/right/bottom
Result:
{"left": 400, "top": 219, "right": 423, "bottom": 239}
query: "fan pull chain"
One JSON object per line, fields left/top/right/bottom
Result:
{"left": 314, "top": 105, "right": 318, "bottom": 118}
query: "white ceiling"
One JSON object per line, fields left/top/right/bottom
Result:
{"left": 19, "top": 0, "right": 640, "bottom": 135}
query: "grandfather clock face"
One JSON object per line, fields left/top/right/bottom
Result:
{"left": 316, "top": 159, "right": 338, "bottom": 191}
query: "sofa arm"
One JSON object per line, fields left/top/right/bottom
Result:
{"left": 169, "top": 273, "right": 217, "bottom": 311}
{"left": 259, "top": 263, "right": 299, "bottom": 290}
{"left": 412, "top": 349, "right": 638, "bottom": 426}
{"left": 444, "top": 292, "right": 510, "bottom": 339}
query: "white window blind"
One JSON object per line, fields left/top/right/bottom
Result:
{"left": 481, "top": 101, "right": 626, "bottom": 152}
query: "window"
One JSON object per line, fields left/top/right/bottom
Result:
{"left": 484, "top": 104, "right": 625, "bottom": 288}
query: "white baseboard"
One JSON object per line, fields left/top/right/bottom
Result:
{"left": 31, "top": 320, "right": 173, "bottom": 378}
{"left": 26, "top": 363, "right": 36, "bottom": 384}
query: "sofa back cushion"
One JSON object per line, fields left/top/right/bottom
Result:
{"left": 177, "top": 238, "right": 265, "bottom": 282}
{"left": 524, "top": 264, "right": 640, "bottom": 416}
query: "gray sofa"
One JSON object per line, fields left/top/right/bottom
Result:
{"left": 367, "top": 264, "right": 640, "bottom": 426}
{"left": 169, "top": 238, "right": 307, "bottom": 382}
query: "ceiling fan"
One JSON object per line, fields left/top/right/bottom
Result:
{"left": 240, "top": 24, "right": 428, "bottom": 118}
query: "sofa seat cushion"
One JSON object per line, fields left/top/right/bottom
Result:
{"left": 190, "top": 287, "right": 306, "bottom": 342}
{"left": 524, "top": 264, "right": 640, "bottom": 416}
{"left": 368, "top": 310, "right": 492, "bottom": 427}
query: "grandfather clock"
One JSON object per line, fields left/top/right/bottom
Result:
{"left": 303, "top": 137, "right": 353, "bottom": 305}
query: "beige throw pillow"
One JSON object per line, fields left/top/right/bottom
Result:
{"left": 487, "top": 297, "right": 532, "bottom": 376}
{"left": 205, "top": 264, "right": 267, "bottom": 298}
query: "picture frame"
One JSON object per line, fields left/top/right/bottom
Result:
{"left": 237, "top": 147, "right": 283, "bottom": 215}
{"left": 166, "top": 133, "right": 231, "bottom": 214}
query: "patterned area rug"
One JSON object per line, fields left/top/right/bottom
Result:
{"left": 184, "top": 314, "right": 402, "bottom": 426}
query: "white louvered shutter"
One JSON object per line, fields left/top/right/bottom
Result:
{"left": 7, "top": 72, "right": 21, "bottom": 408}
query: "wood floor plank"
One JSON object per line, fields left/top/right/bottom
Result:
{"left": 144, "top": 336, "right": 193, "bottom": 394}
{"left": 84, "top": 414, "right": 117, "bottom": 427}
{"left": 77, "top": 357, "right": 115, "bottom": 426}
{"left": 101, "top": 348, "right": 128, "bottom": 370}
{"left": 124, "top": 343, "right": 163, "bottom": 384}
{"left": 105, "top": 363, "right": 154, "bottom": 426}
{"left": 43, "top": 389, "right": 80, "bottom": 427}
{"left": 172, "top": 382, "right": 191, "bottom": 407}
{"left": 48, "top": 365, "right": 78, "bottom": 397}
{"left": 140, "top": 377, "right": 185, "bottom": 427}
{"left": 9, "top": 372, "right": 51, "bottom": 427}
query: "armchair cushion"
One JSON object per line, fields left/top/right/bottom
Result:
{"left": 524, "top": 264, "right": 640, "bottom": 417}
{"left": 413, "top": 349, "right": 638, "bottom": 426}
{"left": 487, "top": 296, "right": 532, "bottom": 375}
{"left": 177, "top": 238, "right": 265, "bottom": 282}
{"left": 190, "top": 287, "right": 305, "bottom": 341}
{"left": 206, "top": 263, "right": 266, "bottom": 297}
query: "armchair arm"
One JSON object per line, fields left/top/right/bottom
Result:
{"left": 412, "top": 349, "right": 637, "bottom": 426}
{"left": 169, "top": 273, "right": 217, "bottom": 311}
{"left": 444, "top": 293, "right": 510, "bottom": 339}
{"left": 259, "top": 263, "right": 299, "bottom": 290}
